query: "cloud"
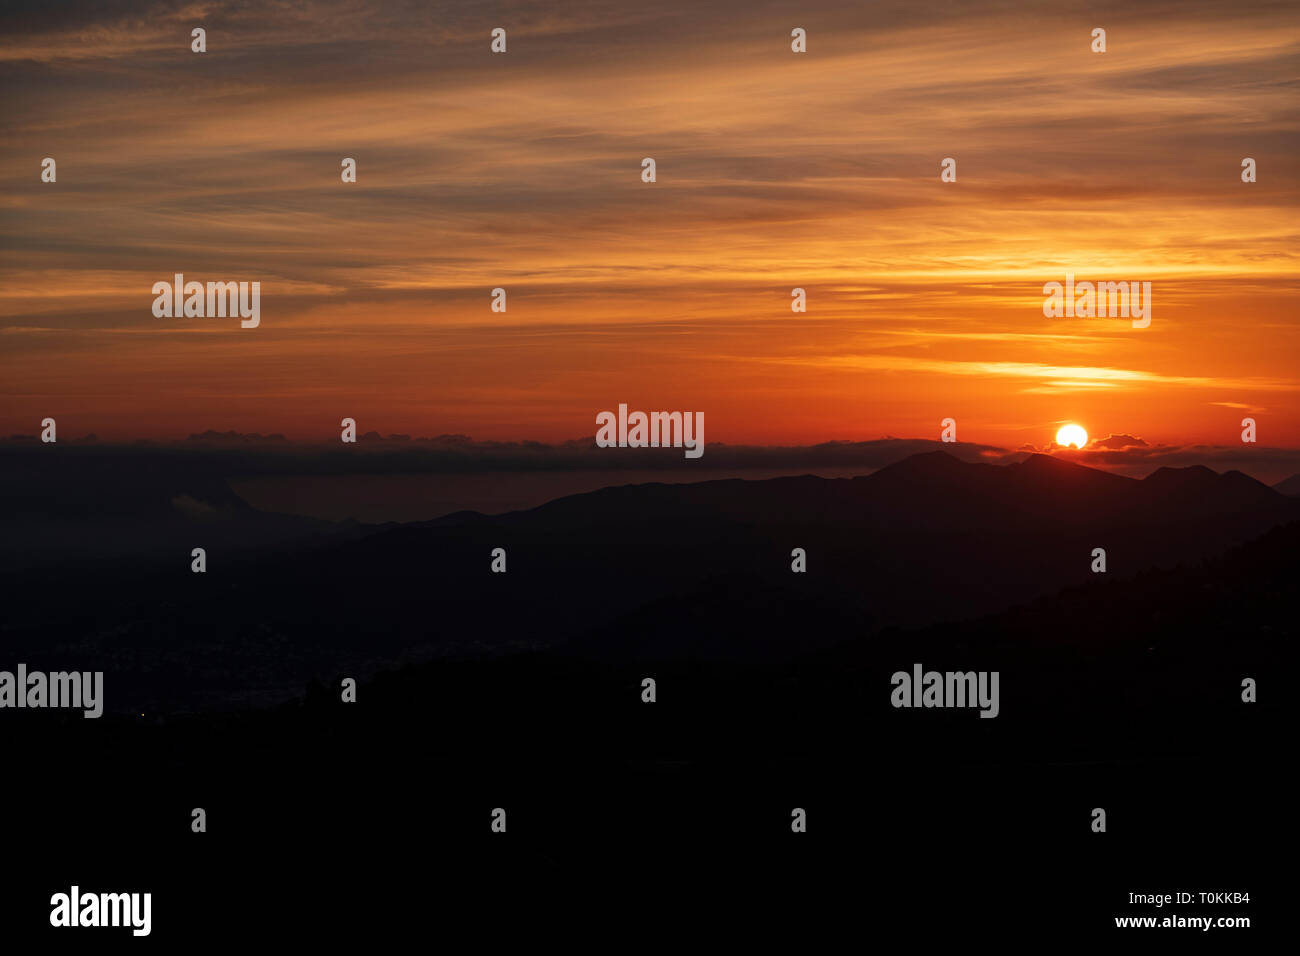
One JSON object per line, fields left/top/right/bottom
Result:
{"left": 1090, "top": 433, "right": 1149, "bottom": 450}
{"left": 2, "top": 0, "right": 1297, "bottom": 449}
{"left": 773, "top": 353, "right": 1299, "bottom": 394}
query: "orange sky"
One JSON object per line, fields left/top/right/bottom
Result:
{"left": 3, "top": 0, "right": 1298, "bottom": 449}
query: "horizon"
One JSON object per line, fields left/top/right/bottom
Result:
{"left": 5, "top": 429, "right": 1299, "bottom": 484}
{"left": 6, "top": 433, "right": 1298, "bottom": 527}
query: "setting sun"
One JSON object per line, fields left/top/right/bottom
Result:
{"left": 1055, "top": 424, "right": 1089, "bottom": 449}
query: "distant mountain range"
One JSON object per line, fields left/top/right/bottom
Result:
{"left": 458, "top": 450, "right": 1294, "bottom": 533}
{"left": 2, "top": 449, "right": 1295, "bottom": 713}
{"left": 1274, "top": 473, "right": 1300, "bottom": 496}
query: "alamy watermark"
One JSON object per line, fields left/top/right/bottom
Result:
{"left": 50, "top": 886, "right": 150, "bottom": 936}
{"left": 1043, "top": 272, "right": 1151, "bottom": 328}
{"left": 0, "top": 664, "right": 102, "bottom": 718}
{"left": 152, "top": 274, "right": 260, "bottom": 328}
{"left": 891, "top": 663, "right": 999, "bottom": 718}
{"left": 596, "top": 404, "right": 704, "bottom": 458}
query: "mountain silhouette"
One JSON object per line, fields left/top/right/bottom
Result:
{"left": 3, "top": 449, "right": 1295, "bottom": 712}
{"left": 2, "top": 446, "right": 1288, "bottom": 938}
{"left": 0, "top": 444, "right": 338, "bottom": 569}
{"left": 437, "top": 449, "right": 1295, "bottom": 534}
{"left": 7, "top": 485, "right": 1289, "bottom": 943}
{"left": 1274, "top": 473, "right": 1300, "bottom": 496}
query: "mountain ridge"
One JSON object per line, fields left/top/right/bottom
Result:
{"left": 419, "top": 450, "right": 1297, "bottom": 533}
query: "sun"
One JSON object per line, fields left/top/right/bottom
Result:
{"left": 1055, "top": 424, "right": 1089, "bottom": 449}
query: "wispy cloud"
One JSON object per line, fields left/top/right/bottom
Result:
{"left": 2, "top": 0, "right": 1297, "bottom": 446}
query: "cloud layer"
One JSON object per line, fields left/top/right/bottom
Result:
{"left": 3, "top": 0, "right": 1297, "bottom": 449}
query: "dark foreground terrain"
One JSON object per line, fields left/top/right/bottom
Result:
{"left": 1, "top": 448, "right": 1290, "bottom": 941}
